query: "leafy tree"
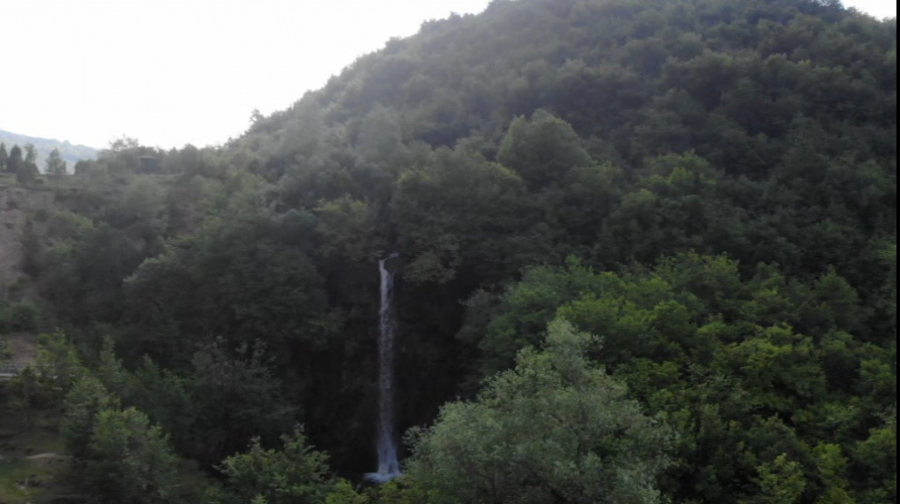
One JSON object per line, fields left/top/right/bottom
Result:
{"left": 742, "top": 453, "right": 807, "bottom": 504}
{"left": 61, "top": 376, "right": 120, "bottom": 460}
{"left": 15, "top": 160, "right": 39, "bottom": 185}
{"left": 0, "top": 142, "right": 7, "bottom": 170}
{"left": 851, "top": 411, "right": 897, "bottom": 504}
{"left": 314, "top": 196, "right": 385, "bottom": 264}
{"left": 356, "top": 103, "right": 409, "bottom": 170}
{"left": 466, "top": 252, "right": 893, "bottom": 502}
{"left": 23, "top": 142, "right": 37, "bottom": 163}
{"left": 208, "top": 427, "right": 359, "bottom": 504}
{"left": 85, "top": 407, "right": 182, "bottom": 504}
{"left": 109, "top": 177, "right": 168, "bottom": 237}
{"left": 124, "top": 209, "right": 329, "bottom": 364}
{"left": 402, "top": 319, "right": 672, "bottom": 504}
{"left": 184, "top": 339, "right": 295, "bottom": 467}
{"left": 33, "top": 331, "right": 87, "bottom": 399}
{"left": 0, "top": 302, "right": 39, "bottom": 333}
{"left": 6, "top": 144, "right": 22, "bottom": 173}
{"left": 497, "top": 109, "right": 592, "bottom": 191}
{"left": 74, "top": 158, "right": 97, "bottom": 175}
{"left": 15, "top": 144, "right": 40, "bottom": 184}
{"left": 875, "top": 241, "right": 896, "bottom": 336}
{"left": 46, "top": 147, "right": 67, "bottom": 177}
{"left": 540, "top": 162, "right": 624, "bottom": 250}
{"left": 391, "top": 145, "right": 535, "bottom": 285}
{"left": 47, "top": 222, "right": 146, "bottom": 326}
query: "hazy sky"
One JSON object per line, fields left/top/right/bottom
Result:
{"left": 1, "top": 0, "right": 894, "bottom": 150}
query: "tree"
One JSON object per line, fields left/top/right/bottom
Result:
{"left": 401, "top": 319, "right": 672, "bottom": 504}
{"left": 111, "top": 177, "right": 167, "bottom": 231}
{"left": 207, "top": 427, "right": 353, "bottom": 504}
{"left": 0, "top": 142, "right": 7, "bottom": 171}
{"left": 85, "top": 407, "right": 182, "bottom": 504}
{"left": 184, "top": 339, "right": 295, "bottom": 467}
{"left": 23, "top": 142, "right": 37, "bottom": 163}
{"left": 390, "top": 146, "right": 535, "bottom": 285}
{"left": 104, "top": 136, "right": 141, "bottom": 154}
{"left": 61, "top": 376, "right": 120, "bottom": 460}
{"left": 46, "top": 147, "right": 67, "bottom": 178}
{"left": 7, "top": 144, "right": 22, "bottom": 173}
{"left": 16, "top": 144, "right": 40, "bottom": 184}
{"left": 16, "top": 160, "right": 39, "bottom": 185}
{"left": 123, "top": 210, "right": 330, "bottom": 364}
{"left": 741, "top": 453, "right": 807, "bottom": 504}
{"left": 34, "top": 331, "right": 87, "bottom": 397}
{"left": 73, "top": 159, "right": 96, "bottom": 175}
{"left": 497, "top": 109, "right": 592, "bottom": 191}
{"left": 852, "top": 412, "right": 897, "bottom": 504}
{"left": 314, "top": 196, "right": 385, "bottom": 263}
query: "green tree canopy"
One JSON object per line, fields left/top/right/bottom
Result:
{"left": 85, "top": 407, "right": 182, "bottom": 504}
{"left": 207, "top": 427, "right": 358, "bottom": 504}
{"left": 497, "top": 109, "right": 592, "bottom": 191}
{"left": 46, "top": 147, "right": 67, "bottom": 177}
{"left": 7, "top": 144, "right": 23, "bottom": 173}
{"left": 402, "top": 319, "right": 672, "bottom": 504}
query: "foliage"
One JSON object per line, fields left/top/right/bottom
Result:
{"left": 60, "top": 361, "right": 191, "bottom": 503}
{"left": 5, "top": 144, "right": 23, "bottom": 174}
{"left": 46, "top": 148, "right": 67, "bottom": 177}
{"left": 0, "top": 302, "right": 39, "bottom": 333}
{"left": 463, "top": 253, "right": 893, "bottom": 503}
{"left": 185, "top": 339, "right": 296, "bottom": 467}
{"left": 207, "top": 427, "right": 361, "bottom": 504}
{"left": 15, "top": 160, "right": 39, "bottom": 185}
{"left": 497, "top": 109, "right": 592, "bottom": 190}
{"left": 61, "top": 376, "right": 120, "bottom": 460}
{"left": 7, "top": 0, "right": 895, "bottom": 501}
{"left": 391, "top": 145, "right": 535, "bottom": 285}
{"left": 400, "top": 319, "right": 672, "bottom": 504}
{"left": 83, "top": 407, "right": 182, "bottom": 504}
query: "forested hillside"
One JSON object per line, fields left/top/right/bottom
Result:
{"left": 0, "top": 0, "right": 895, "bottom": 503}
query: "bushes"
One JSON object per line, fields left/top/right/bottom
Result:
{"left": 0, "top": 302, "right": 40, "bottom": 333}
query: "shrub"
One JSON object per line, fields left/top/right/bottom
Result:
{"left": 0, "top": 302, "right": 40, "bottom": 333}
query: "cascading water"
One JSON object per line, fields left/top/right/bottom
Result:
{"left": 365, "top": 253, "right": 402, "bottom": 483}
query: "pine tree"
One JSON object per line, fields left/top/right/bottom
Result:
{"left": 0, "top": 142, "right": 8, "bottom": 171}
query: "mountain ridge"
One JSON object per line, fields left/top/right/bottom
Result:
{"left": 0, "top": 128, "right": 98, "bottom": 172}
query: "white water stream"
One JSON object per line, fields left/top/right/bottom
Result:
{"left": 365, "top": 253, "right": 401, "bottom": 483}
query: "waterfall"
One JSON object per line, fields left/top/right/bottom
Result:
{"left": 365, "top": 253, "right": 402, "bottom": 483}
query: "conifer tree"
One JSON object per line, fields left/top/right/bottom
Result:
{"left": 7, "top": 144, "right": 22, "bottom": 173}
{"left": 0, "top": 142, "right": 8, "bottom": 171}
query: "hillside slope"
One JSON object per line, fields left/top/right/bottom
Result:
{"left": 0, "top": 176, "right": 55, "bottom": 303}
{"left": 240, "top": 0, "right": 895, "bottom": 167}
{"left": 8, "top": 0, "right": 897, "bottom": 502}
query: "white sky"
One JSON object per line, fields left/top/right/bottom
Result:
{"left": 0, "top": 0, "right": 894, "bottom": 151}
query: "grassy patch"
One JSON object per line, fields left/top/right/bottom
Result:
{"left": 0, "top": 396, "right": 76, "bottom": 503}
{"left": 0, "top": 456, "right": 69, "bottom": 503}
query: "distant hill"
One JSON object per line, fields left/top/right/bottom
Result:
{"left": 0, "top": 128, "right": 98, "bottom": 173}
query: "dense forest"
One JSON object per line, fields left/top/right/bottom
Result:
{"left": 0, "top": 0, "right": 895, "bottom": 502}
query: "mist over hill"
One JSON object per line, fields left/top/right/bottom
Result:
{"left": 1, "top": 0, "right": 895, "bottom": 502}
